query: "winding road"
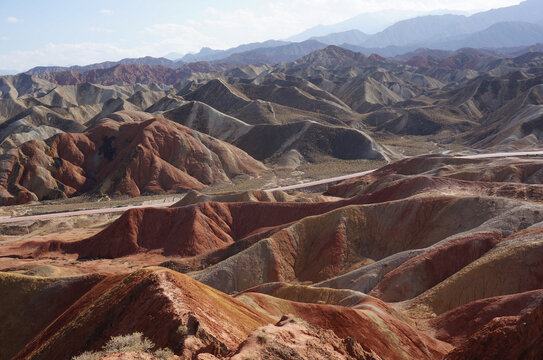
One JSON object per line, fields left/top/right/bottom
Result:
{"left": 1, "top": 150, "right": 542, "bottom": 224}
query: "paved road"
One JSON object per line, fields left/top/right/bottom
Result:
{"left": 2, "top": 150, "right": 542, "bottom": 224}
{"left": 269, "top": 150, "right": 543, "bottom": 192}
{"left": 0, "top": 201, "right": 178, "bottom": 224}
{"left": 267, "top": 169, "right": 375, "bottom": 192}
{"left": 459, "top": 150, "right": 543, "bottom": 159}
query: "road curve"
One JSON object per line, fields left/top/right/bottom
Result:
{"left": 2, "top": 150, "right": 542, "bottom": 224}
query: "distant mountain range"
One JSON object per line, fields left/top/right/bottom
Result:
{"left": 286, "top": 9, "right": 471, "bottom": 41}
{"left": 179, "top": 40, "right": 290, "bottom": 63}
{"left": 321, "top": 21, "right": 543, "bottom": 56}
{"left": 339, "top": 0, "right": 542, "bottom": 49}
{"left": 26, "top": 56, "right": 184, "bottom": 76}
{"left": 178, "top": 0, "right": 542, "bottom": 64}
{"left": 22, "top": 0, "right": 543, "bottom": 75}
{"left": 216, "top": 40, "right": 328, "bottom": 66}
{"left": 433, "top": 21, "right": 543, "bottom": 50}
{"left": 310, "top": 30, "right": 370, "bottom": 47}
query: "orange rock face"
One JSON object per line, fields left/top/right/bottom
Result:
{"left": 369, "top": 231, "right": 504, "bottom": 302}
{"left": 440, "top": 291, "right": 543, "bottom": 360}
{"left": 12, "top": 268, "right": 272, "bottom": 360}
{"left": 0, "top": 117, "right": 266, "bottom": 204}
{"left": 28, "top": 199, "right": 349, "bottom": 259}
{"left": 235, "top": 290, "right": 451, "bottom": 360}
{"left": 230, "top": 315, "right": 383, "bottom": 360}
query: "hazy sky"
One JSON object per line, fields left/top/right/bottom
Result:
{"left": 0, "top": 0, "right": 523, "bottom": 71}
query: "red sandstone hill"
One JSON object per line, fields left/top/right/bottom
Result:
{"left": 0, "top": 117, "right": 267, "bottom": 204}
{"left": 31, "top": 199, "right": 350, "bottom": 259}
{"left": 8, "top": 268, "right": 273, "bottom": 359}
{"left": 3, "top": 155, "right": 543, "bottom": 359}
{"left": 325, "top": 155, "right": 543, "bottom": 197}
{"left": 442, "top": 290, "right": 543, "bottom": 360}
{"left": 2, "top": 268, "right": 451, "bottom": 360}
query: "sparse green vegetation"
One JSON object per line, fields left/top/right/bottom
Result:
{"left": 154, "top": 347, "right": 175, "bottom": 359}
{"left": 72, "top": 352, "right": 100, "bottom": 360}
{"left": 71, "top": 332, "right": 175, "bottom": 359}
{"left": 257, "top": 331, "right": 268, "bottom": 344}
{"left": 102, "top": 332, "right": 154, "bottom": 353}
{"left": 177, "top": 325, "right": 188, "bottom": 336}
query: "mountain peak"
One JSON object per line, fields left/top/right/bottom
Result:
{"left": 297, "top": 46, "right": 390, "bottom": 68}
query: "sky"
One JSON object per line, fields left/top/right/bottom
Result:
{"left": 0, "top": 0, "right": 523, "bottom": 72}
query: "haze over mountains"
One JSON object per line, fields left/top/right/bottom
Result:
{"left": 16, "top": 0, "right": 541, "bottom": 74}
{"left": 26, "top": 0, "right": 543, "bottom": 74}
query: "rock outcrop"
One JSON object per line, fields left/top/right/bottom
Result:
{"left": 0, "top": 117, "right": 266, "bottom": 204}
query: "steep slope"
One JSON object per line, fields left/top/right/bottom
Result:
{"left": 0, "top": 106, "right": 86, "bottom": 150}
{"left": 0, "top": 117, "right": 266, "bottom": 204}
{"left": 0, "top": 74, "right": 56, "bottom": 100}
{"left": 326, "top": 155, "right": 543, "bottom": 198}
{"left": 466, "top": 82, "right": 543, "bottom": 148}
{"left": 181, "top": 77, "right": 353, "bottom": 126}
{"left": 192, "top": 194, "right": 542, "bottom": 294}
{"left": 230, "top": 315, "right": 380, "bottom": 360}
{"left": 183, "top": 79, "right": 252, "bottom": 114}
{"left": 442, "top": 291, "right": 543, "bottom": 360}
{"left": 11, "top": 268, "right": 273, "bottom": 360}
{"left": 3, "top": 153, "right": 543, "bottom": 358}
{"left": 236, "top": 72, "right": 358, "bottom": 121}
{"left": 0, "top": 272, "right": 107, "bottom": 360}
{"left": 432, "top": 290, "right": 543, "bottom": 349}
{"left": 162, "top": 102, "right": 390, "bottom": 163}
{"left": 1, "top": 267, "right": 453, "bottom": 360}
{"left": 233, "top": 120, "right": 388, "bottom": 162}
{"left": 235, "top": 287, "right": 450, "bottom": 360}
{"left": 24, "top": 200, "right": 350, "bottom": 259}
{"left": 376, "top": 107, "right": 475, "bottom": 135}
{"left": 403, "top": 226, "right": 543, "bottom": 319}
{"left": 162, "top": 101, "right": 251, "bottom": 143}
{"left": 0, "top": 81, "right": 172, "bottom": 152}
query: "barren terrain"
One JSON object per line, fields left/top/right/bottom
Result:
{"left": 2, "top": 35, "right": 543, "bottom": 359}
